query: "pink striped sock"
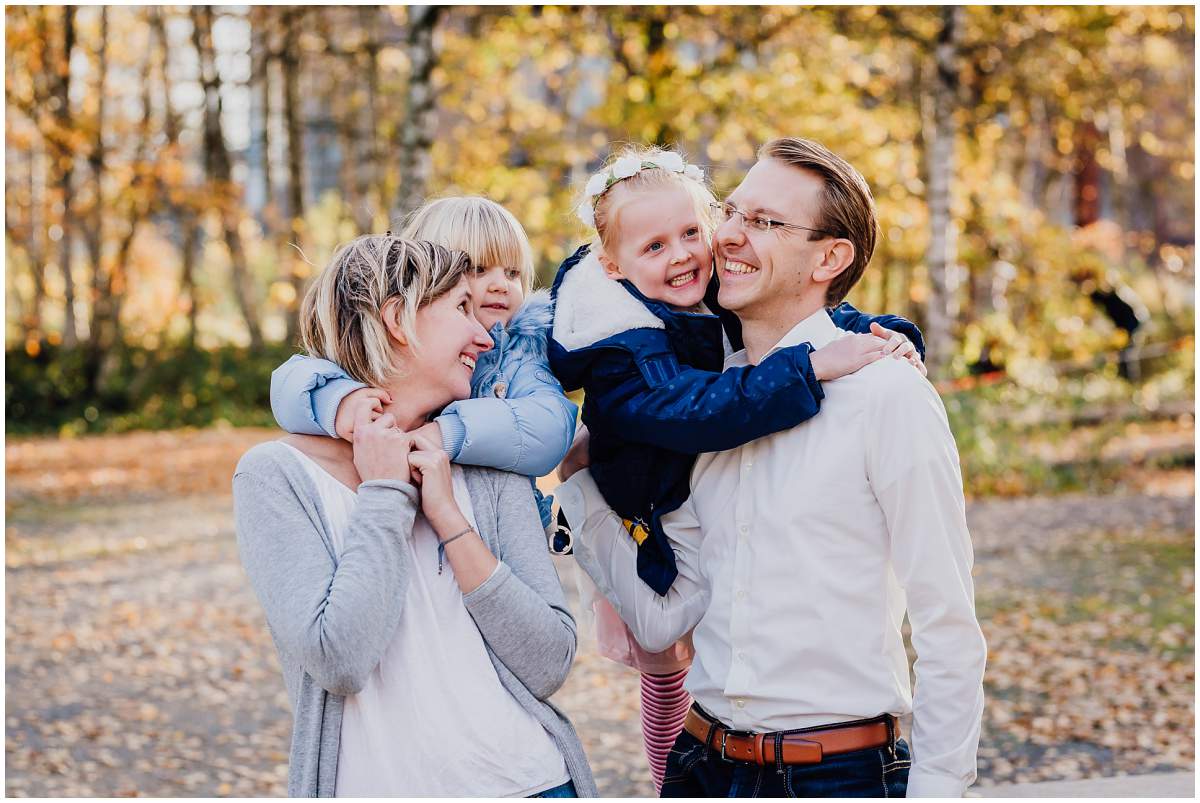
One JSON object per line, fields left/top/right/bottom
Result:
{"left": 639, "top": 669, "right": 692, "bottom": 794}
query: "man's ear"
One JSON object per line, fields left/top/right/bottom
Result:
{"left": 811, "top": 239, "right": 856, "bottom": 285}
{"left": 597, "top": 250, "right": 625, "bottom": 280}
{"left": 381, "top": 297, "right": 407, "bottom": 345}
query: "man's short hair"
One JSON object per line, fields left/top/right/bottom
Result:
{"left": 758, "top": 138, "right": 878, "bottom": 306}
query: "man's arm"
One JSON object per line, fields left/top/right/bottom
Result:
{"left": 555, "top": 469, "right": 710, "bottom": 652}
{"left": 867, "top": 362, "right": 987, "bottom": 798}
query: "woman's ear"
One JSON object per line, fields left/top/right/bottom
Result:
{"left": 597, "top": 250, "right": 625, "bottom": 280}
{"left": 381, "top": 297, "right": 407, "bottom": 345}
{"left": 811, "top": 239, "right": 856, "bottom": 285}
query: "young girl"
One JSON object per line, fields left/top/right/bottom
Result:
{"left": 270, "top": 196, "right": 576, "bottom": 530}
{"left": 548, "top": 145, "right": 925, "bottom": 792}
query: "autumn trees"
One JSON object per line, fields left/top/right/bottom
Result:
{"left": 4, "top": 6, "right": 1194, "bottom": 386}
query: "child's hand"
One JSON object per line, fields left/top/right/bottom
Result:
{"left": 335, "top": 387, "right": 393, "bottom": 441}
{"left": 557, "top": 425, "right": 591, "bottom": 481}
{"left": 411, "top": 420, "right": 443, "bottom": 451}
{"left": 810, "top": 333, "right": 888, "bottom": 381}
{"left": 407, "top": 432, "right": 460, "bottom": 529}
{"left": 869, "top": 322, "right": 927, "bottom": 376}
{"left": 352, "top": 406, "right": 414, "bottom": 485}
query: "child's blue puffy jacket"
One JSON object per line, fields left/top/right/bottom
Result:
{"left": 548, "top": 244, "right": 925, "bottom": 596}
{"left": 270, "top": 290, "right": 578, "bottom": 523}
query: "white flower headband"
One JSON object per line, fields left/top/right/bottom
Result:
{"left": 575, "top": 151, "right": 706, "bottom": 228}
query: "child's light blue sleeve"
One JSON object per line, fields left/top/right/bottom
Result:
{"left": 436, "top": 358, "right": 578, "bottom": 478}
{"left": 270, "top": 354, "right": 367, "bottom": 438}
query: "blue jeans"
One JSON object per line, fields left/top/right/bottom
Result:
{"left": 531, "top": 780, "right": 577, "bottom": 798}
{"left": 660, "top": 729, "right": 910, "bottom": 797}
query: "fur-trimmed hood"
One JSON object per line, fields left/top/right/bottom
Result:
{"left": 550, "top": 249, "right": 664, "bottom": 352}
{"left": 548, "top": 244, "right": 729, "bottom": 394}
{"left": 469, "top": 289, "right": 553, "bottom": 399}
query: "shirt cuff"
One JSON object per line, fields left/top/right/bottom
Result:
{"left": 436, "top": 412, "right": 466, "bottom": 459}
{"left": 460, "top": 560, "right": 508, "bottom": 606}
{"left": 555, "top": 470, "right": 611, "bottom": 569}
{"left": 796, "top": 342, "right": 826, "bottom": 403}
{"left": 905, "top": 769, "right": 968, "bottom": 798}
{"left": 553, "top": 471, "right": 589, "bottom": 534}
{"left": 314, "top": 377, "right": 366, "bottom": 438}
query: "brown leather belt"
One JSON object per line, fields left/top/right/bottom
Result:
{"left": 683, "top": 705, "right": 897, "bottom": 766}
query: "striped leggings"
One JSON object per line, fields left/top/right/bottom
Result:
{"left": 639, "top": 668, "right": 692, "bottom": 794}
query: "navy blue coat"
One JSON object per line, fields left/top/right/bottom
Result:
{"left": 549, "top": 244, "right": 925, "bottom": 595}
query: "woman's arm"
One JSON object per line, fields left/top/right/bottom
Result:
{"left": 270, "top": 354, "right": 366, "bottom": 437}
{"left": 233, "top": 448, "right": 419, "bottom": 696}
{"left": 437, "top": 358, "right": 579, "bottom": 477}
{"left": 458, "top": 471, "right": 579, "bottom": 699}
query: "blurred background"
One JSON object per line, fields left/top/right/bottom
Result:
{"left": 5, "top": 5, "right": 1194, "bottom": 797}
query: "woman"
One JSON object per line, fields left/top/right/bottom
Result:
{"left": 233, "top": 236, "right": 596, "bottom": 797}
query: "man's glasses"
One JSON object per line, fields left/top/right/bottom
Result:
{"left": 710, "top": 201, "right": 836, "bottom": 237}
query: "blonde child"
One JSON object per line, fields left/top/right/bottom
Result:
{"left": 270, "top": 197, "right": 576, "bottom": 530}
{"left": 548, "top": 145, "right": 925, "bottom": 791}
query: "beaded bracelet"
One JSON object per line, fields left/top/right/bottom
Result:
{"left": 437, "top": 526, "right": 474, "bottom": 575}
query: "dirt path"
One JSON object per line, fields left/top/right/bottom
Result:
{"left": 5, "top": 430, "right": 1193, "bottom": 796}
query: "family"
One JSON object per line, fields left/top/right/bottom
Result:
{"left": 232, "top": 136, "right": 987, "bottom": 798}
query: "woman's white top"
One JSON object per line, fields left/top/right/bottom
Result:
{"left": 283, "top": 444, "right": 568, "bottom": 797}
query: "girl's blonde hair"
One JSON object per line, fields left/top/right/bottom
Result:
{"left": 400, "top": 196, "right": 535, "bottom": 294}
{"left": 299, "top": 236, "right": 472, "bottom": 387}
{"left": 585, "top": 145, "right": 719, "bottom": 256}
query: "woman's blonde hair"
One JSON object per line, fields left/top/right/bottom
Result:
{"left": 400, "top": 196, "right": 535, "bottom": 294}
{"left": 299, "top": 236, "right": 472, "bottom": 387}
{"left": 585, "top": 145, "right": 719, "bottom": 256}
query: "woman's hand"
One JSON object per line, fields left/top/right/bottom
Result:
{"left": 336, "top": 387, "right": 393, "bottom": 441}
{"left": 408, "top": 432, "right": 495, "bottom": 591}
{"left": 407, "top": 433, "right": 461, "bottom": 529}
{"left": 557, "top": 425, "right": 591, "bottom": 481}
{"left": 351, "top": 405, "right": 414, "bottom": 484}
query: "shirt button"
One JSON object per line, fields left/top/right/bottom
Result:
{"left": 738, "top": 523, "right": 748, "bottom": 535}
{"left": 735, "top": 699, "right": 746, "bottom": 709}
{"left": 738, "top": 651, "right": 746, "bottom": 661}
{"left": 736, "top": 589, "right": 746, "bottom": 601}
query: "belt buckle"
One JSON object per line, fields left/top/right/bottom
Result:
{"left": 719, "top": 729, "right": 754, "bottom": 762}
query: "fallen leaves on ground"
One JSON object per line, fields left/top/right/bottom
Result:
{"left": 4, "top": 431, "right": 1193, "bottom": 795}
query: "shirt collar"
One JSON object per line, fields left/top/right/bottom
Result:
{"left": 725, "top": 308, "right": 838, "bottom": 368}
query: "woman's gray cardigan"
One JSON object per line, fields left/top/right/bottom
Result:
{"left": 233, "top": 441, "right": 596, "bottom": 797}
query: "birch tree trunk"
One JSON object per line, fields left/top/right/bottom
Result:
{"left": 357, "top": 6, "right": 382, "bottom": 233}
{"left": 179, "top": 224, "right": 200, "bottom": 351}
{"left": 17, "top": 140, "right": 46, "bottom": 342}
{"left": 393, "top": 5, "right": 444, "bottom": 221}
{"left": 252, "top": 8, "right": 277, "bottom": 224}
{"left": 84, "top": 6, "right": 108, "bottom": 351}
{"left": 151, "top": 7, "right": 202, "bottom": 350}
{"left": 281, "top": 8, "right": 307, "bottom": 346}
{"left": 921, "top": 5, "right": 962, "bottom": 380}
{"left": 53, "top": 5, "right": 79, "bottom": 346}
{"left": 191, "top": 5, "right": 264, "bottom": 350}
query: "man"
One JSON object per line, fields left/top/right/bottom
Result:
{"left": 556, "top": 137, "right": 986, "bottom": 797}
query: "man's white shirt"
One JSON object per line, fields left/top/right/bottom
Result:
{"left": 557, "top": 308, "right": 987, "bottom": 798}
